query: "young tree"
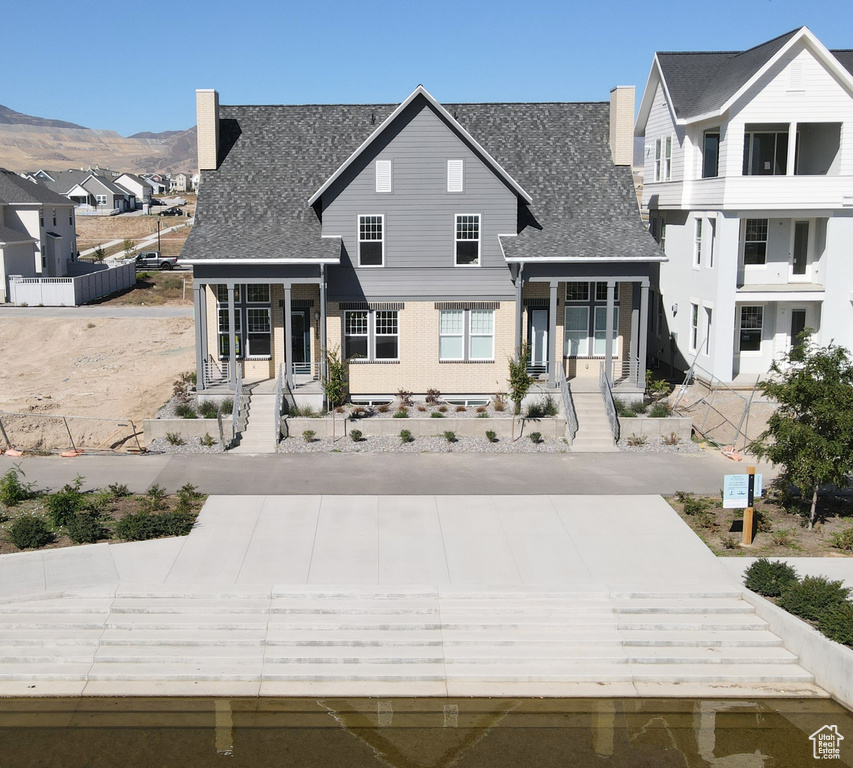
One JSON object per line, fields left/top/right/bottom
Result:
{"left": 92, "top": 244, "right": 106, "bottom": 263}
{"left": 751, "top": 335, "right": 853, "bottom": 529}
{"left": 507, "top": 344, "right": 534, "bottom": 439}
{"left": 322, "top": 346, "right": 347, "bottom": 440}
{"left": 122, "top": 238, "right": 136, "bottom": 261}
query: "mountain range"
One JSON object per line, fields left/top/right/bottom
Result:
{"left": 0, "top": 105, "right": 196, "bottom": 175}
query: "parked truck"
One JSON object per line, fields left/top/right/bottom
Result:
{"left": 135, "top": 251, "right": 178, "bottom": 270}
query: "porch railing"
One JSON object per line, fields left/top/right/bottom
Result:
{"left": 599, "top": 361, "right": 620, "bottom": 443}
{"left": 229, "top": 366, "right": 249, "bottom": 448}
{"left": 203, "top": 356, "right": 228, "bottom": 388}
{"left": 274, "top": 364, "right": 283, "bottom": 443}
{"left": 556, "top": 363, "right": 578, "bottom": 445}
{"left": 616, "top": 356, "right": 641, "bottom": 386}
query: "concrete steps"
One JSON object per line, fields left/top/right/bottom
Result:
{"left": 0, "top": 589, "right": 820, "bottom": 693}
{"left": 569, "top": 391, "right": 619, "bottom": 452}
{"left": 230, "top": 393, "right": 278, "bottom": 454}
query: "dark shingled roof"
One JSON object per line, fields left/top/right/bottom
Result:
{"left": 0, "top": 223, "right": 36, "bottom": 244}
{"left": 183, "top": 98, "right": 660, "bottom": 263}
{"left": 657, "top": 29, "right": 853, "bottom": 120}
{"left": 0, "top": 168, "right": 73, "bottom": 206}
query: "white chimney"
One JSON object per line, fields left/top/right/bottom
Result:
{"left": 196, "top": 89, "right": 220, "bottom": 171}
{"left": 609, "top": 86, "right": 635, "bottom": 166}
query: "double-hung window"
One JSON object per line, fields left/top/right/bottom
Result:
{"left": 690, "top": 303, "right": 699, "bottom": 352}
{"left": 564, "top": 282, "right": 619, "bottom": 358}
{"left": 345, "top": 309, "right": 398, "bottom": 361}
{"left": 739, "top": 306, "right": 763, "bottom": 352}
{"left": 218, "top": 308, "right": 242, "bottom": 358}
{"left": 358, "top": 215, "right": 384, "bottom": 267}
{"left": 455, "top": 214, "right": 480, "bottom": 266}
{"left": 246, "top": 308, "right": 271, "bottom": 357}
{"left": 743, "top": 219, "right": 768, "bottom": 265}
{"left": 95, "top": 194, "right": 107, "bottom": 206}
{"left": 439, "top": 309, "right": 494, "bottom": 361}
{"left": 655, "top": 137, "right": 672, "bottom": 181}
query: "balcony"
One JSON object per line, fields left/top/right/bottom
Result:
{"left": 735, "top": 283, "right": 824, "bottom": 303}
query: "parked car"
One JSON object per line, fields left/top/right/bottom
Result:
{"left": 135, "top": 251, "right": 178, "bottom": 270}
{"left": 161, "top": 207, "right": 184, "bottom": 216}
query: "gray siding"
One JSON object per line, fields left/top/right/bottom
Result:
{"left": 321, "top": 97, "right": 517, "bottom": 301}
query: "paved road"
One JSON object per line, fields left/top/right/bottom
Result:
{"left": 0, "top": 450, "right": 775, "bottom": 496}
{"left": 0, "top": 305, "right": 192, "bottom": 318}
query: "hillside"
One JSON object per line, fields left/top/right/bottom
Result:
{"left": 0, "top": 104, "right": 196, "bottom": 174}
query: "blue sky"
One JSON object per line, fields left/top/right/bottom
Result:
{"left": 6, "top": 0, "right": 853, "bottom": 136}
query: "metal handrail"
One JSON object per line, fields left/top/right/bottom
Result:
{"left": 230, "top": 365, "right": 247, "bottom": 448}
{"left": 274, "top": 364, "right": 283, "bottom": 443}
{"left": 556, "top": 363, "right": 578, "bottom": 444}
{"left": 203, "top": 355, "right": 228, "bottom": 388}
{"left": 618, "top": 356, "right": 641, "bottom": 385}
{"left": 599, "top": 362, "right": 620, "bottom": 443}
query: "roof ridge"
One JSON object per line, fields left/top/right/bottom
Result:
{"left": 730, "top": 26, "right": 803, "bottom": 59}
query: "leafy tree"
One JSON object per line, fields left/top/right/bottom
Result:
{"left": 751, "top": 335, "right": 853, "bottom": 529}
{"left": 322, "top": 346, "right": 347, "bottom": 440}
{"left": 507, "top": 344, "right": 534, "bottom": 438}
{"left": 92, "top": 244, "right": 107, "bottom": 263}
{"left": 122, "top": 238, "right": 136, "bottom": 260}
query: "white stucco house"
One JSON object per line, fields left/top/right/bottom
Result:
{"left": 635, "top": 27, "right": 853, "bottom": 384}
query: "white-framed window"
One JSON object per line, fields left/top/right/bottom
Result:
{"left": 694, "top": 218, "right": 703, "bottom": 268}
{"left": 564, "top": 306, "right": 590, "bottom": 357}
{"left": 655, "top": 136, "right": 672, "bottom": 181}
{"left": 594, "top": 282, "right": 619, "bottom": 303}
{"left": 739, "top": 305, "right": 763, "bottom": 352}
{"left": 705, "top": 307, "right": 713, "bottom": 355}
{"left": 375, "top": 160, "right": 392, "bottom": 193}
{"left": 743, "top": 219, "right": 768, "bottom": 265}
{"left": 246, "top": 308, "right": 271, "bottom": 357}
{"left": 593, "top": 307, "right": 619, "bottom": 357}
{"left": 358, "top": 214, "right": 384, "bottom": 267}
{"left": 95, "top": 194, "right": 107, "bottom": 206}
{"left": 345, "top": 309, "right": 399, "bottom": 361}
{"left": 215, "top": 284, "right": 241, "bottom": 303}
{"left": 565, "top": 282, "right": 590, "bottom": 302}
{"left": 743, "top": 126, "right": 788, "bottom": 176}
{"left": 439, "top": 308, "right": 495, "bottom": 361}
{"left": 469, "top": 310, "right": 494, "bottom": 360}
{"left": 447, "top": 160, "right": 464, "bottom": 192}
{"left": 708, "top": 218, "right": 716, "bottom": 268}
{"left": 702, "top": 130, "right": 720, "bottom": 178}
{"left": 218, "top": 308, "right": 242, "bottom": 358}
{"left": 455, "top": 214, "right": 480, "bottom": 266}
{"left": 245, "top": 284, "right": 270, "bottom": 303}
{"left": 690, "top": 303, "right": 699, "bottom": 352}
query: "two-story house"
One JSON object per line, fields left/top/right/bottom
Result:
{"left": 182, "top": 86, "right": 661, "bottom": 403}
{"left": 0, "top": 169, "right": 78, "bottom": 302}
{"left": 636, "top": 27, "right": 853, "bottom": 384}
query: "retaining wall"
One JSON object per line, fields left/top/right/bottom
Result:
{"left": 618, "top": 416, "right": 693, "bottom": 441}
{"left": 143, "top": 418, "right": 232, "bottom": 444}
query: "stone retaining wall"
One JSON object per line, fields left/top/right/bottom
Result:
{"left": 618, "top": 416, "right": 693, "bottom": 441}
{"left": 143, "top": 418, "right": 232, "bottom": 443}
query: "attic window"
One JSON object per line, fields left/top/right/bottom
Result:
{"left": 447, "top": 160, "right": 464, "bottom": 192}
{"left": 375, "top": 160, "right": 392, "bottom": 193}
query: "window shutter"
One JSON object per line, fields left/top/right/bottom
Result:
{"left": 375, "top": 160, "right": 392, "bottom": 192}
{"left": 447, "top": 160, "right": 463, "bottom": 192}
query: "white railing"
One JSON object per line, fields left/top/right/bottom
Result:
{"left": 557, "top": 363, "right": 578, "bottom": 444}
{"left": 617, "top": 356, "right": 641, "bottom": 386}
{"left": 229, "top": 366, "right": 249, "bottom": 448}
{"left": 203, "top": 356, "right": 228, "bottom": 388}
{"left": 274, "top": 364, "right": 283, "bottom": 443}
{"left": 9, "top": 263, "right": 135, "bottom": 306}
{"left": 599, "top": 362, "right": 620, "bottom": 443}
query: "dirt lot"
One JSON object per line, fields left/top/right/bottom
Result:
{"left": 0, "top": 316, "right": 195, "bottom": 450}
{"left": 667, "top": 491, "right": 853, "bottom": 557}
{"left": 96, "top": 271, "right": 193, "bottom": 306}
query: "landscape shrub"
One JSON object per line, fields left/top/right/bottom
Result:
{"left": 377, "top": 404, "right": 390, "bottom": 413}
{"left": 67, "top": 511, "right": 107, "bottom": 544}
{"left": 529, "top": 431, "right": 542, "bottom": 444}
{"left": 614, "top": 398, "right": 634, "bottom": 418}
{"left": 492, "top": 392, "right": 507, "bottom": 412}
{"left": 425, "top": 388, "right": 441, "bottom": 405}
{"left": 397, "top": 389, "right": 414, "bottom": 407}
{"left": 778, "top": 576, "right": 850, "bottom": 623}
{"left": 0, "top": 466, "right": 36, "bottom": 507}
{"left": 744, "top": 558, "right": 799, "bottom": 597}
{"left": 219, "top": 399, "right": 234, "bottom": 415}
{"left": 176, "top": 483, "right": 202, "bottom": 514}
{"left": 625, "top": 434, "right": 648, "bottom": 447}
{"left": 525, "top": 395, "right": 558, "bottom": 419}
{"left": 174, "top": 402, "right": 197, "bottom": 419}
{"left": 476, "top": 412, "right": 489, "bottom": 418}
{"left": 201, "top": 433, "right": 216, "bottom": 447}
{"left": 771, "top": 528, "right": 796, "bottom": 547}
{"left": 197, "top": 401, "right": 219, "bottom": 419}
{"left": 630, "top": 400, "right": 649, "bottom": 415}
{"left": 816, "top": 602, "right": 853, "bottom": 648}
{"left": 115, "top": 511, "right": 195, "bottom": 541}
{"left": 721, "top": 536, "right": 738, "bottom": 549}
{"left": 661, "top": 432, "right": 681, "bottom": 446}
{"left": 455, "top": 405, "right": 467, "bottom": 413}
{"left": 107, "top": 483, "right": 130, "bottom": 499}
{"left": 443, "top": 431, "right": 457, "bottom": 443}
{"left": 485, "top": 430, "right": 497, "bottom": 443}
{"left": 349, "top": 429, "right": 363, "bottom": 442}
{"left": 399, "top": 429, "right": 413, "bottom": 443}
{"left": 831, "top": 526, "right": 853, "bottom": 552}
{"left": 430, "top": 412, "right": 444, "bottom": 418}
{"left": 393, "top": 410, "right": 409, "bottom": 419}
{"left": 9, "top": 515, "right": 52, "bottom": 549}
{"left": 302, "top": 430, "right": 316, "bottom": 442}
{"left": 166, "top": 432, "right": 184, "bottom": 446}
{"left": 46, "top": 479, "right": 86, "bottom": 528}
{"left": 438, "top": 405, "right": 448, "bottom": 413}
{"left": 649, "top": 402, "right": 672, "bottom": 418}
{"left": 145, "top": 484, "right": 168, "bottom": 512}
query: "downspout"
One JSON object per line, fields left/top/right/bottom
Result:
{"left": 515, "top": 262, "right": 524, "bottom": 354}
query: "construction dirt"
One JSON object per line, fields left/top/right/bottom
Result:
{"left": 0, "top": 316, "right": 195, "bottom": 452}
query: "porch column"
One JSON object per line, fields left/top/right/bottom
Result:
{"left": 548, "top": 280, "right": 558, "bottom": 387}
{"left": 319, "top": 266, "right": 327, "bottom": 383}
{"left": 604, "top": 280, "right": 616, "bottom": 382}
{"left": 193, "top": 285, "right": 207, "bottom": 391}
{"left": 638, "top": 280, "right": 650, "bottom": 389}
{"left": 283, "top": 283, "right": 293, "bottom": 389}
{"left": 786, "top": 122, "right": 797, "bottom": 176}
{"left": 630, "top": 286, "right": 639, "bottom": 383}
{"left": 227, "top": 285, "right": 237, "bottom": 388}
{"left": 514, "top": 266, "right": 524, "bottom": 353}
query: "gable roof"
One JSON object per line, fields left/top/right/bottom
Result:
{"left": 0, "top": 169, "right": 73, "bottom": 206}
{"left": 638, "top": 27, "right": 853, "bottom": 129}
{"left": 0, "top": 223, "right": 37, "bottom": 245}
{"left": 182, "top": 95, "right": 660, "bottom": 264}
{"left": 308, "top": 86, "right": 531, "bottom": 206}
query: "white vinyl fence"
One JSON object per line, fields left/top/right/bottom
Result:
{"left": 9, "top": 263, "right": 136, "bottom": 306}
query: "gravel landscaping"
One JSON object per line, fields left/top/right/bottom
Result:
{"left": 278, "top": 434, "right": 569, "bottom": 454}
{"left": 148, "top": 435, "right": 224, "bottom": 454}
{"left": 618, "top": 436, "right": 703, "bottom": 454}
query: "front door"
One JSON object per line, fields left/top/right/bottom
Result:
{"left": 790, "top": 309, "right": 807, "bottom": 356}
{"left": 528, "top": 308, "right": 549, "bottom": 374}
{"left": 291, "top": 309, "right": 311, "bottom": 375}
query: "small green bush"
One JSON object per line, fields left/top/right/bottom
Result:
{"left": 661, "top": 432, "right": 681, "bottom": 446}
{"left": 744, "top": 558, "right": 800, "bottom": 597}
{"left": 174, "top": 402, "right": 197, "bottom": 419}
{"left": 302, "top": 430, "right": 316, "bottom": 442}
{"left": 430, "top": 412, "right": 445, "bottom": 419}
{"left": 476, "top": 412, "right": 489, "bottom": 418}
{"left": 485, "top": 430, "right": 497, "bottom": 443}
{"left": 349, "top": 429, "right": 363, "bottom": 442}
{"left": 166, "top": 432, "right": 184, "bottom": 446}
{"left": 831, "top": 526, "right": 853, "bottom": 552}
{"left": 67, "top": 511, "right": 107, "bottom": 544}
{"left": 399, "top": 429, "right": 413, "bottom": 443}
{"left": 9, "top": 515, "right": 52, "bottom": 549}
{"left": 219, "top": 399, "right": 234, "bottom": 415}
{"left": 46, "top": 480, "right": 86, "bottom": 528}
{"left": 107, "top": 483, "right": 130, "bottom": 498}
{"left": 682, "top": 495, "right": 710, "bottom": 516}
{"left": 393, "top": 409, "right": 409, "bottom": 419}
{"left": 443, "top": 431, "right": 457, "bottom": 443}
{"left": 145, "top": 484, "right": 168, "bottom": 512}
{"left": 156, "top": 511, "right": 196, "bottom": 537}
{"left": 525, "top": 395, "right": 558, "bottom": 419}
{"left": 626, "top": 434, "right": 648, "bottom": 447}
{"left": 721, "top": 536, "right": 739, "bottom": 549}
{"left": 614, "top": 398, "right": 634, "bottom": 418}
{"left": 0, "top": 466, "right": 36, "bottom": 507}
{"left": 771, "top": 528, "right": 796, "bottom": 547}
{"left": 630, "top": 400, "right": 648, "bottom": 415}
{"left": 779, "top": 576, "right": 851, "bottom": 623}
{"left": 175, "top": 483, "right": 202, "bottom": 514}
{"left": 649, "top": 402, "right": 672, "bottom": 418}
{"left": 816, "top": 601, "right": 853, "bottom": 648}
{"left": 197, "top": 401, "right": 219, "bottom": 419}
{"left": 529, "top": 431, "right": 542, "bottom": 444}
{"left": 201, "top": 433, "right": 216, "bottom": 447}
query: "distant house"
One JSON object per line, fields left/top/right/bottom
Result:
{"left": 142, "top": 174, "right": 167, "bottom": 195}
{"left": 114, "top": 173, "right": 152, "bottom": 207}
{"left": 169, "top": 172, "right": 191, "bottom": 193}
{"left": 37, "top": 169, "right": 135, "bottom": 215}
{"left": 635, "top": 26, "right": 853, "bottom": 384}
{"left": 0, "top": 169, "right": 77, "bottom": 302}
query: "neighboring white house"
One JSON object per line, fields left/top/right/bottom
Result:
{"left": 169, "top": 172, "right": 190, "bottom": 193}
{"left": 0, "top": 169, "right": 78, "bottom": 302}
{"left": 635, "top": 27, "right": 853, "bottom": 384}
{"left": 114, "top": 173, "right": 152, "bottom": 207}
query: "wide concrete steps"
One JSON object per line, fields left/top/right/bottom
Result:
{"left": 0, "top": 589, "right": 819, "bottom": 693}
{"left": 569, "top": 392, "right": 619, "bottom": 452}
{"left": 230, "top": 394, "right": 278, "bottom": 454}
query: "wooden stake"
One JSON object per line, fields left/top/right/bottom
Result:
{"left": 742, "top": 465, "right": 756, "bottom": 546}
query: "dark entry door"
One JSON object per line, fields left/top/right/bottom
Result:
{"left": 291, "top": 309, "right": 311, "bottom": 375}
